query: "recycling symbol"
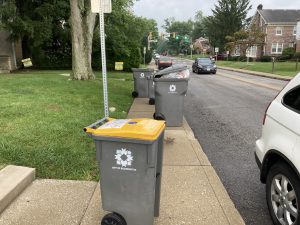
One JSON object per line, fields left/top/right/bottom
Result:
{"left": 115, "top": 148, "right": 134, "bottom": 168}
{"left": 140, "top": 73, "right": 145, "bottom": 78}
{"left": 169, "top": 84, "right": 176, "bottom": 92}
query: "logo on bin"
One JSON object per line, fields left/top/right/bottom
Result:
{"left": 140, "top": 73, "right": 145, "bottom": 78}
{"left": 112, "top": 148, "right": 137, "bottom": 172}
{"left": 169, "top": 84, "right": 177, "bottom": 93}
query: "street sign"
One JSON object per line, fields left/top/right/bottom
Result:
{"left": 190, "top": 44, "right": 193, "bottom": 49}
{"left": 144, "top": 47, "right": 146, "bottom": 54}
{"left": 91, "top": 0, "right": 112, "bottom": 13}
{"left": 21, "top": 58, "right": 33, "bottom": 68}
{"left": 215, "top": 47, "right": 219, "bottom": 53}
{"left": 115, "top": 62, "right": 124, "bottom": 71}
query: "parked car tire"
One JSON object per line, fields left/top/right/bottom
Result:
{"left": 266, "top": 162, "right": 300, "bottom": 225}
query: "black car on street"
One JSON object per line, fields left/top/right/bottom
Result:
{"left": 192, "top": 58, "right": 217, "bottom": 74}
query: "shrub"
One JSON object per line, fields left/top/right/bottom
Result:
{"left": 228, "top": 56, "right": 239, "bottom": 61}
{"left": 282, "top": 47, "right": 295, "bottom": 59}
{"left": 294, "top": 52, "right": 300, "bottom": 59}
{"left": 277, "top": 55, "right": 290, "bottom": 61}
{"left": 239, "top": 56, "right": 247, "bottom": 62}
{"left": 260, "top": 55, "right": 272, "bottom": 62}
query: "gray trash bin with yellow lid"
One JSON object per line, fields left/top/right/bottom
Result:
{"left": 153, "top": 64, "right": 189, "bottom": 127}
{"left": 84, "top": 118, "right": 165, "bottom": 225}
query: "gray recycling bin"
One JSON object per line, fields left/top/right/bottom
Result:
{"left": 154, "top": 64, "right": 189, "bottom": 127}
{"left": 132, "top": 68, "right": 154, "bottom": 98}
{"left": 84, "top": 118, "right": 165, "bottom": 225}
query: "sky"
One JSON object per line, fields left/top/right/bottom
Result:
{"left": 132, "top": 0, "right": 300, "bottom": 31}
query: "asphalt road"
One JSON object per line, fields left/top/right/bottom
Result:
{"left": 175, "top": 58, "right": 289, "bottom": 225}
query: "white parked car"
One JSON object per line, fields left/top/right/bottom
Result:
{"left": 256, "top": 73, "right": 300, "bottom": 225}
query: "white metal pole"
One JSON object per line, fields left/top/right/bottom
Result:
{"left": 99, "top": 1, "right": 109, "bottom": 118}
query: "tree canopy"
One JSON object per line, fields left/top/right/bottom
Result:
{"left": 0, "top": 0, "right": 158, "bottom": 73}
{"left": 204, "top": 0, "right": 252, "bottom": 51}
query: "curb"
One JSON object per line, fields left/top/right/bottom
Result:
{"left": 181, "top": 118, "right": 245, "bottom": 225}
{"left": 0, "top": 165, "right": 35, "bottom": 213}
{"left": 218, "top": 66, "right": 293, "bottom": 81}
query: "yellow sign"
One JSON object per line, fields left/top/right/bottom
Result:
{"left": 21, "top": 58, "right": 33, "bottom": 68}
{"left": 115, "top": 62, "right": 124, "bottom": 71}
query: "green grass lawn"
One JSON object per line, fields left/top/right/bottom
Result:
{"left": 0, "top": 70, "right": 134, "bottom": 180}
{"left": 217, "top": 61, "right": 300, "bottom": 77}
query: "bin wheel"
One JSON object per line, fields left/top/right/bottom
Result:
{"left": 101, "top": 213, "right": 127, "bottom": 225}
{"left": 132, "top": 91, "right": 138, "bottom": 98}
{"left": 154, "top": 113, "right": 165, "bottom": 121}
{"left": 149, "top": 98, "right": 155, "bottom": 105}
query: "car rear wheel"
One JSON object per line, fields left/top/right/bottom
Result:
{"left": 266, "top": 162, "right": 300, "bottom": 225}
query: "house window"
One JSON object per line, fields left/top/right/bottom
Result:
{"left": 276, "top": 27, "right": 283, "bottom": 36}
{"left": 271, "top": 43, "right": 283, "bottom": 54}
{"left": 234, "top": 45, "right": 241, "bottom": 56}
{"left": 247, "top": 46, "right": 257, "bottom": 57}
{"left": 294, "top": 26, "right": 297, "bottom": 36}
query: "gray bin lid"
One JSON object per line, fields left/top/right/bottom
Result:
{"left": 154, "top": 64, "right": 188, "bottom": 77}
{"left": 132, "top": 68, "right": 154, "bottom": 72}
{"left": 154, "top": 64, "right": 189, "bottom": 81}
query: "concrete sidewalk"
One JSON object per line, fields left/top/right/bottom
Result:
{"left": 0, "top": 98, "right": 245, "bottom": 225}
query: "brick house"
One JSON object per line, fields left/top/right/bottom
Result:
{"left": 250, "top": 5, "right": 300, "bottom": 58}
{"left": 297, "top": 19, "right": 300, "bottom": 52}
{"left": 0, "top": 30, "right": 22, "bottom": 73}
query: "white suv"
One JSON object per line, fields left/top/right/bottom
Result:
{"left": 256, "top": 73, "right": 300, "bottom": 225}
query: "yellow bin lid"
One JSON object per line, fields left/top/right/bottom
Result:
{"left": 85, "top": 118, "right": 165, "bottom": 141}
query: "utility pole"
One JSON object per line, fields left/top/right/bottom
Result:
{"left": 190, "top": 37, "right": 193, "bottom": 59}
{"left": 143, "top": 47, "right": 146, "bottom": 65}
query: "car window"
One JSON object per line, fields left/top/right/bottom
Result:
{"left": 198, "top": 59, "right": 212, "bottom": 63}
{"left": 160, "top": 57, "right": 170, "bottom": 61}
{"left": 283, "top": 86, "right": 300, "bottom": 113}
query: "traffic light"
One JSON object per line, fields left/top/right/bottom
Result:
{"left": 175, "top": 35, "right": 179, "bottom": 40}
{"left": 172, "top": 32, "right": 176, "bottom": 38}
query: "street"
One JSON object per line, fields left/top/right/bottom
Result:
{"left": 174, "top": 58, "right": 289, "bottom": 225}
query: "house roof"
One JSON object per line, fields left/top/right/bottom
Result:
{"left": 258, "top": 9, "right": 300, "bottom": 24}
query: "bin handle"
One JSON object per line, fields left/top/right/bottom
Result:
{"left": 83, "top": 117, "right": 109, "bottom": 132}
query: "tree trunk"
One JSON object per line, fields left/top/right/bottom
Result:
{"left": 70, "top": 0, "right": 96, "bottom": 80}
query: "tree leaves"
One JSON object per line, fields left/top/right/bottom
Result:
{"left": 205, "top": 0, "right": 252, "bottom": 51}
